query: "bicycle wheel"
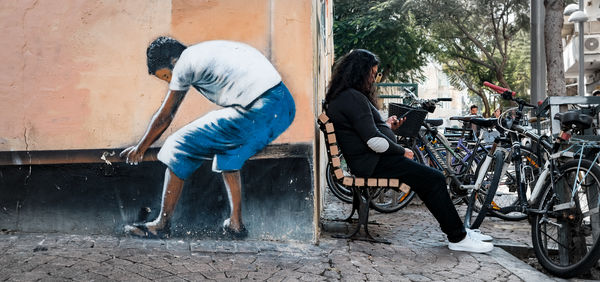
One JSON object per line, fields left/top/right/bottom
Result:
{"left": 370, "top": 145, "right": 419, "bottom": 213}
{"left": 370, "top": 186, "right": 416, "bottom": 213}
{"left": 464, "top": 150, "right": 504, "bottom": 229}
{"left": 419, "top": 141, "right": 468, "bottom": 205}
{"left": 487, "top": 146, "right": 539, "bottom": 221}
{"left": 325, "top": 155, "right": 353, "bottom": 203}
{"left": 531, "top": 159, "right": 600, "bottom": 278}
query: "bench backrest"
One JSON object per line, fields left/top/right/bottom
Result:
{"left": 317, "top": 113, "right": 401, "bottom": 189}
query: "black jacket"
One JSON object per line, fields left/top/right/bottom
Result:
{"left": 326, "top": 88, "right": 405, "bottom": 177}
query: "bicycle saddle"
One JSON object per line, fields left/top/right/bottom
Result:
{"left": 425, "top": 118, "right": 443, "bottom": 127}
{"left": 469, "top": 118, "right": 498, "bottom": 128}
{"left": 554, "top": 111, "right": 593, "bottom": 130}
{"left": 449, "top": 116, "right": 472, "bottom": 121}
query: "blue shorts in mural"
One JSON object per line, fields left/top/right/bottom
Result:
{"left": 157, "top": 82, "right": 296, "bottom": 180}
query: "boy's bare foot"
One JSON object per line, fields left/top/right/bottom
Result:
{"left": 222, "top": 218, "right": 248, "bottom": 239}
{"left": 124, "top": 221, "right": 169, "bottom": 239}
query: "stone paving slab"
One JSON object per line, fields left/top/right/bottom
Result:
{"left": 0, "top": 190, "right": 594, "bottom": 281}
{"left": 0, "top": 225, "right": 553, "bottom": 281}
{"left": 0, "top": 234, "right": 542, "bottom": 281}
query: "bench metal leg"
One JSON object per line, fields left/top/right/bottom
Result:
{"left": 332, "top": 187, "right": 390, "bottom": 244}
{"left": 342, "top": 189, "right": 359, "bottom": 221}
{"left": 330, "top": 189, "right": 382, "bottom": 225}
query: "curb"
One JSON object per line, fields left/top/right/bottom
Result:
{"left": 491, "top": 246, "right": 557, "bottom": 281}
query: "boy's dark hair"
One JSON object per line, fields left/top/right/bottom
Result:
{"left": 470, "top": 105, "right": 478, "bottom": 109}
{"left": 325, "top": 49, "right": 380, "bottom": 108}
{"left": 146, "top": 36, "right": 187, "bottom": 75}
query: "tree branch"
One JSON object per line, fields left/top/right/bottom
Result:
{"left": 490, "top": 2, "right": 506, "bottom": 58}
{"left": 452, "top": 19, "right": 500, "bottom": 69}
{"left": 450, "top": 50, "right": 495, "bottom": 69}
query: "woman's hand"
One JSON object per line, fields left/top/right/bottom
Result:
{"left": 386, "top": 115, "right": 406, "bottom": 131}
{"left": 120, "top": 145, "right": 146, "bottom": 165}
{"left": 404, "top": 148, "right": 414, "bottom": 159}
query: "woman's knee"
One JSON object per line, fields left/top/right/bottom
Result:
{"left": 432, "top": 170, "right": 446, "bottom": 183}
{"left": 418, "top": 164, "right": 445, "bottom": 182}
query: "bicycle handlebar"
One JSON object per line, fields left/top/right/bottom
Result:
{"left": 401, "top": 87, "right": 451, "bottom": 107}
{"left": 483, "top": 81, "right": 536, "bottom": 108}
{"left": 483, "top": 81, "right": 516, "bottom": 96}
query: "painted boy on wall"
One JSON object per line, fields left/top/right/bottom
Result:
{"left": 120, "top": 37, "right": 296, "bottom": 239}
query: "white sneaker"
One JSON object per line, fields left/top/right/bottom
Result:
{"left": 466, "top": 228, "right": 493, "bottom": 242}
{"left": 448, "top": 233, "right": 494, "bottom": 253}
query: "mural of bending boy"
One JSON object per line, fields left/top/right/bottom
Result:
{"left": 120, "top": 37, "right": 296, "bottom": 239}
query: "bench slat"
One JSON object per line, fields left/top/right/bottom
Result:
{"left": 389, "top": 178, "right": 400, "bottom": 187}
{"left": 331, "top": 156, "right": 341, "bottom": 168}
{"left": 334, "top": 168, "right": 344, "bottom": 180}
{"left": 400, "top": 183, "right": 410, "bottom": 194}
{"left": 367, "top": 178, "right": 378, "bottom": 187}
{"left": 378, "top": 178, "right": 388, "bottom": 187}
{"left": 325, "top": 123, "right": 334, "bottom": 133}
{"left": 343, "top": 177, "right": 354, "bottom": 186}
{"left": 327, "top": 133, "right": 337, "bottom": 143}
{"left": 318, "top": 113, "right": 329, "bottom": 124}
{"left": 354, "top": 178, "right": 365, "bottom": 186}
{"left": 329, "top": 145, "right": 339, "bottom": 156}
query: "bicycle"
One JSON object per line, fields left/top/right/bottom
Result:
{"left": 393, "top": 89, "right": 506, "bottom": 229}
{"left": 461, "top": 115, "right": 541, "bottom": 222}
{"left": 483, "top": 81, "right": 600, "bottom": 278}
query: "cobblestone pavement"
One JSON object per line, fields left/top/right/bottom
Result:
{"left": 0, "top": 191, "right": 594, "bottom": 281}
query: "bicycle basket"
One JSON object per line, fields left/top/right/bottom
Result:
{"left": 389, "top": 103, "right": 428, "bottom": 137}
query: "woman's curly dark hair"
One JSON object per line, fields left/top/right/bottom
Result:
{"left": 325, "top": 49, "right": 380, "bottom": 109}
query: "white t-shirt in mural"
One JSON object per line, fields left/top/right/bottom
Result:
{"left": 169, "top": 40, "right": 282, "bottom": 107}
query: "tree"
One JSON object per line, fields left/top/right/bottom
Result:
{"left": 333, "top": 0, "right": 434, "bottom": 82}
{"left": 409, "top": 0, "right": 530, "bottom": 117}
{"left": 544, "top": 0, "right": 566, "bottom": 97}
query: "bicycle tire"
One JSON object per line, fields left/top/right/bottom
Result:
{"left": 369, "top": 186, "right": 416, "bottom": 213}
{"left": 369, "top": 144, "right": 419, "bottom": 213}
{"left": 486, "top": 146, "right": 539, "bottom": 221}
{"left": 326, "top": 153, "right": 417, "bottom": 211}
{"left": 531, "top": 159, "right": 600, "bottom": 278}
{"left": 418, "top": 139, "right": 467, "bottom": 205}
{"left": 464, "top": 150, "right": 504, "bottom": 229}
{"left": 325, "top": 159, "right": 353, "bottom": 203}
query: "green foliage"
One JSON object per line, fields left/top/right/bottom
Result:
{"left": 505, "top": 31, "right": 531, "bottom": 99}
{"left": 333, "top": 0, "right": 435, "bottom": 82}
{"left": 408, "top": 0, "right": 531, "bottom": 115}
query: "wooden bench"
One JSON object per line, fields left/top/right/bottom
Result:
{"left": 318, "top": 113, "right": 409, "bottom": 244}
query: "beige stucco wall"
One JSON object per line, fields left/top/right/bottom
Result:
{"left": 0, "top": 0, "right": 315, "bottom": 152}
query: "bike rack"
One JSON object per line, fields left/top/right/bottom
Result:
{"left": 536, "top": 96, "right": 600, "bottom": 140}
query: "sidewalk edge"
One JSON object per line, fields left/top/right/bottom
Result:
{"left": 491, "top": 247, "right": 557, "bottom": 281}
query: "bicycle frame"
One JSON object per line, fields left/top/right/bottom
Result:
{"left": 413, "top": 121, "right": 500, "bottom": 194}
{"left": 492, "top": 102, "right": 592, "bottom": 215}
{"left": 484, "top": 81, "right": 600, "bottom": 277}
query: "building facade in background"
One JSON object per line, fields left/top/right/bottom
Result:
{"left": 563, "top": 0, "right": 600, "bottom": 95}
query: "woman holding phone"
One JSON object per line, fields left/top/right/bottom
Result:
{"left": 324, "top": 49, "right": 493, "bottom": 253}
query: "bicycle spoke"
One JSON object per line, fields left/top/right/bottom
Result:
{"left": 538, "top": 224, "right": 570, "bottom": 250}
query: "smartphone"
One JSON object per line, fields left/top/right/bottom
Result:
{"left": 391, "top": 109, "right": 412, "bottom": 127}
{"left": 398, "top": 109, "right": 413, "bottom": 119}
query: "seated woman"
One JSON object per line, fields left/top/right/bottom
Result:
{"left": 324, "top": 49, "right": 493, "bottom": 253}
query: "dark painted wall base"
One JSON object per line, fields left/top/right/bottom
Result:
{"left": 0, "top": 156, "right": 314, "bottom": 242}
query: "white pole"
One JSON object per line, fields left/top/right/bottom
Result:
{"left": 579, "top": 1, "right": 585, "bottom": 96}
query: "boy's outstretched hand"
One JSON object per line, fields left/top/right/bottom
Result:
{"left": 120, "top": 145, "right": 145, "bottom": 165}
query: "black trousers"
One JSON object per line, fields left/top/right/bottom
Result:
{"left": 370, "top": 154, "right": 467, "bottom": 243}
